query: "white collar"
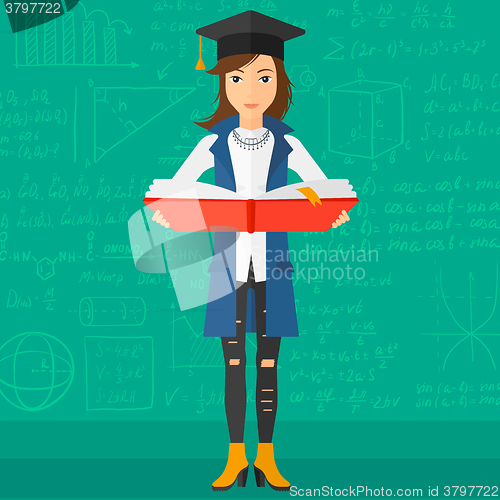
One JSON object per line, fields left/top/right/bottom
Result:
{"left": 234, "top": 126, "right": 268, "bottom": 139}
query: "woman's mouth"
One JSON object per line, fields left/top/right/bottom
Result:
{"left": 244, "top": 104, "right": 259, "bottom": 109}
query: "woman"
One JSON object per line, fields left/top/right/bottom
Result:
{"left": 152, "top": 11, "right": 350, "bottom": 492}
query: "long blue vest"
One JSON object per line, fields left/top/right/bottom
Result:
{"left": 203, "top": 113, "right": 299, "bottom": 338}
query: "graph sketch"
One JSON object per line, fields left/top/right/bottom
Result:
{"left": 420, "top": 263, "right": 499, "bottom": 371}
{"left": 14, "top": 3, "right": 136, "bottom": 68}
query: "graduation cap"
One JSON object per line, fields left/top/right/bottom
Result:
{"left": 195, "top": 10, "right": 306, "bottom": 70}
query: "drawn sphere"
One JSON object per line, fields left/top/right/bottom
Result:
{"left": 0, "top": 332, "right": 74, "bottom": 411}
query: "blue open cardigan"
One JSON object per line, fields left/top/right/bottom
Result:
{"left": 203, "top": 113, "right": 299, "bottom": 338}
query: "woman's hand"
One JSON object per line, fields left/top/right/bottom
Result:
{"left": 152, "top": 209, "right": 170, "bottom": 228}
{"left": 332, "top": 210, "right": 350, "bottom": 229}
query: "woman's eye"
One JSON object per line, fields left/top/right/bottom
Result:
{"left": 259, "top": 76, "right": 273, "bottom": 84}
{"left": 229, "top": 76, "right": 242, "bottom": 83}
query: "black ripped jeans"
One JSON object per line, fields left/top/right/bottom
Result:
{"left": 220, "top": 258, "right": 281, "bottom": 443}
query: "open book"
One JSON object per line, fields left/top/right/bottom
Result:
{"left": 143, "top": 179, "right": 359, "bottom": 232}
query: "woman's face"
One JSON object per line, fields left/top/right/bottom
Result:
{"left": 225, "top": 54, "right": 277, "bottom": 122}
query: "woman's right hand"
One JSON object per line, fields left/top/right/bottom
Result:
{"left": 152, "top": 209, "right": 170, "bottom": 228}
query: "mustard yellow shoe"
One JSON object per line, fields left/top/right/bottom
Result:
{"left": 253, "top": 442, "right": 290, "bottom": 491}
{"left": 212, "top": 442, "right": 249, "bottom": 491}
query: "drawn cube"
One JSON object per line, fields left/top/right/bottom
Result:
{"left": 328, "top": 80, "right": 403, "bottom": 159}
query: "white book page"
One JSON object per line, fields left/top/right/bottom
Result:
{"left": 145, "top": 179, "right": 356, "bottom": 200}
{"left": 256, "top": 179, "right": 357, "bottom": 200}
{"left": 145, "top": 180, "right": 243, "bottom": 200}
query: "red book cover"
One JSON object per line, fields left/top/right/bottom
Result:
{"left": 142, "top": 180, "right": 359, "bottom": 233}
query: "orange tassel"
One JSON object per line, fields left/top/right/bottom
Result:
{"left": 196, "top": 35, "right": 205, "bottom": 70}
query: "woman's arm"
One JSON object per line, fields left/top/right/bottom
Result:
{"left": 152, "top": 134, "right": 217, "bottom": 227}
{"left": 171, "top": 134, "right": 218, "bottom": 183}
{"left": 284, "top": 134, "right": 328, "bottom": 181}
{"left": 284, "top": 134, "right": 350, "bottom": 229}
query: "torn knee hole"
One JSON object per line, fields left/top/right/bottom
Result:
{"left": 229, "top": 358, "right": 241, "bottom": 366}
{"left": 260, "top": 359, "right": 275, "bottom": 368}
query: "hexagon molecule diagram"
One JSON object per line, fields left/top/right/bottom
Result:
{"left": 0, "top": 332, "right": 74, "bottom": 411}
{"left": 36, "top": 258, "right": 56, "bottom": 281}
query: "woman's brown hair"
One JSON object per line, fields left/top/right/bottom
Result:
{"left": 194, "top": 53, "right": 295, "bottom": 130}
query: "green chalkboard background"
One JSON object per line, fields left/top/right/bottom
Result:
{"left": 1, "top": 0, "right": 500, "bottom": 497}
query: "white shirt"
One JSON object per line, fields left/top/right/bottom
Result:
{"left": 172, "top": 127, "right": 328, "bottom": 283}
{"left": 230, "top": 126, "right": 273, "bottom": 282}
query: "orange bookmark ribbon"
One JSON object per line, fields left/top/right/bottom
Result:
{"left": 296, "top": 187, "right": 322, "bottom": 207}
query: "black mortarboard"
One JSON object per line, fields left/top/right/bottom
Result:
{"left": 195, "top": 10, "right": 305, "bottom": 70}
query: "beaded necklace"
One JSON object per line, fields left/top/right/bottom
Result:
{"left": 232, "top": 128, "right": 270, "bottom": 150}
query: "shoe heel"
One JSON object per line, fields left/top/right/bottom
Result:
{"left": 237, "top": 466, "right": 249, "bottom": 487}
{"left": 254, "top": 465, "right": 265, "bottom": 487}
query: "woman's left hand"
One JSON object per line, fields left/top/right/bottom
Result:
{"left": 332, "top": 210, "right": 350, "bottom": 229}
